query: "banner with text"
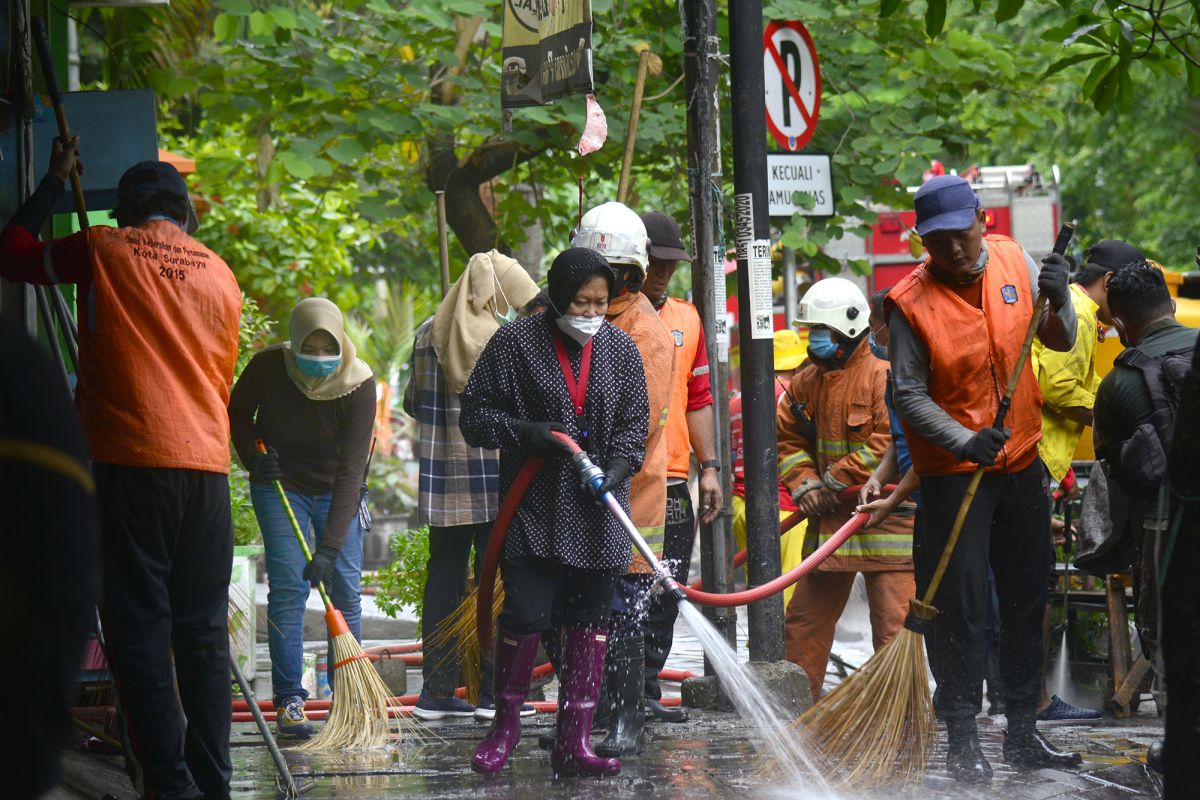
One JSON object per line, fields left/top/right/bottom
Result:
{"left": 502, "top": 0, "right": 594, "bottom": 108}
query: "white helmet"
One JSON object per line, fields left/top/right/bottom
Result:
{"left": 572, "top": 201, "right": 649, "bottom": 272}
{"left": 794, "top": 277, "right": 870, "bottom": 338}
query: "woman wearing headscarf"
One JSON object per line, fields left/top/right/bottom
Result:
{"left": 229, "top": 297, "right": 376, "bottom": 739}
{"left": 404, "top": 251, "right": 541, "bottom": 720}
{"left": 460, "top": 247, "right": 649, "bottom": 778}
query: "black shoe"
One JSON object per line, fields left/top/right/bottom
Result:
{"left": 946, "top": 718, "right": 992, "bottom": 784}
{"left": 644, "top": 696, "right": 689, "bottom": 723}
{"left": 1146, "top": 740, "right": 1165, "bottom": 774}
{"left": 594, "top": 637, "right": 647, "bottom": 757}
{"left": 947, "top": 737, "right": 992, "bottom": 783}
{"left": 1003, "top": 728, "right": 1083, "bottom": 769}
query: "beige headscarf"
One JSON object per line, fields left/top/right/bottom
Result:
{"left": 283, "top": 297, "right": 374, "bottom": 401}
{"left": 432, "top": 250, "right": 539, "bottom": 393}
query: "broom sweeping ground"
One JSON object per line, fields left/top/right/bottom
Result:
{"left": 256, "top": 441, "right": 423, "bottom": 749}
{"left": 424, "top": 574, "right": 505, "bottom": 705}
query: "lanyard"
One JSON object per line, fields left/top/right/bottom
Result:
{"left": 552, "top": 331, "right": 593, "bottom": 419}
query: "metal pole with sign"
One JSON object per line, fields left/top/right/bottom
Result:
{"left": 683, "top": 0, "right": 736, "bottom": 654}
{"left": 730, "top": 0, "right": 784, "bottom": 662}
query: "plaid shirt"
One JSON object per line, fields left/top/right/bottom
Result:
{"left": 403, "top": 319, "right": 499, "bottom": 527}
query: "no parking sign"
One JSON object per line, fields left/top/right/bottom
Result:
{"left": 763, "top": 20, "right": 821, "bottom": 152}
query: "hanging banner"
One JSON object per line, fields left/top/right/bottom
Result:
{"left": 502, "top": 0, "right": 594, "bottom": 108}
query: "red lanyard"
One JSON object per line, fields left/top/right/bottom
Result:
{"left": 553, "top": 331, "right": 593, "bottom": 418}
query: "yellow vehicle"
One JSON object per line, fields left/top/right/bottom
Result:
{"left": 1073, "top": 268, "right": 1200, "bottom": 460}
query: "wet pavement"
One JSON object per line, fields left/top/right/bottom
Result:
{"left": 55, "top": 584, "right": 1165, "bottom": 799}
{"left": 225, "top": 710, "right": 1163, "bottom": 799}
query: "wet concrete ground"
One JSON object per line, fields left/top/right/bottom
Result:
{"left": 54, "top": 586, "right": 1165, "bottom": 799}
{"left": 224, "top": 710, "right": 1162, "bottom": 799}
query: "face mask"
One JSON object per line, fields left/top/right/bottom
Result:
{"left": 494, "top": 277, "right": 518, "bottom": 325}
{"left": 929, "top": 250, "right": 987, "bottom": 287}
{"left": 295, "top": 353, "right": 341, "bottom": 378}
{"left": 556, "top": 314, "right": 604, "bottom": 346}
{"left": 807, "top": 328, "right": 839, "bottom": 361}
{"left": 868, "top": 329, "right": 888, "bottom": 361}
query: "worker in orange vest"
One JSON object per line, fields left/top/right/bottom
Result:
{"left": 571, "top": 201, "right": 675, "bottom": 757}
{"left": 0, "top": 139, "right": 241, "bottom": 799}
{"left": 886, "top": 175, "right": 1080, "bottom": 782}
{"left": 637, "top": 211, "right": 722, "bottom": 724}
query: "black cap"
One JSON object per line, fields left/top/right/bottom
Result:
{"left": 1084, "top": 239, "right": 1145, "bottom": 270}
{"left": 641, "top": 212, "right": 692, "bottom": 263}
{"left": 117, "top": 161, "right": 199, "bottom": 233}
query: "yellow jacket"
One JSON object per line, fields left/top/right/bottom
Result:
{"left": 1032, "top": 283, "right": 1101, "bottom": 482}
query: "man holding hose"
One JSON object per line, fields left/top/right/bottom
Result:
{"left": 885, "top": 175, "right": 1080, "bottom": 782}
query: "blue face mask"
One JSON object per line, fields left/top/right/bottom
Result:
{"left": 807, "top": 328, "right": 839, "bottom": 361}
{"left": 295, "top": 353, "right": 341, "bottom": 378}
{"left": 869, "top": 329, "right": 889, "bottom": 361}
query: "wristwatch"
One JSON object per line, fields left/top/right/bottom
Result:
{"left": 701, "top": 460, "right": 721, "bottom": 472}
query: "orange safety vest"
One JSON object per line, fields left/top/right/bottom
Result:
{"left": 887, "top": 234, "right": 1043, "bottom": 477}
{"left": 606, "top": 291, "right": 675, "bottom": 573}
{"left": 77, "top": 222, "right": 242, "bottom": 473}
{"left": 658, "top": 297, "right": 704, "bottom": 480}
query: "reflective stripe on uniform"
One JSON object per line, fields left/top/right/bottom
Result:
{"left": 779, "top": 450, "right": 814, "bottom": 477}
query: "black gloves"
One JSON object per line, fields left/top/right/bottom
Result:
{"left": 303, "top": 544, "right": 339, "bottom": 588}
{"left": 249, "top": 446, "right": 284, "bottom": 483}
{"left": 588, "top": 456, "right": 632, "bottom": 503}
{"left": 1038, "top": 253, "right": 1071, "bottom": 311}
{"left": 517, "top": 421, "right": 573, "bottom": 458}
{"left": 962, "top": 427, "right": 1011, "bottom": 466}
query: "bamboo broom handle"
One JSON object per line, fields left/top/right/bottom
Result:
{"left": 921, "top": 223, "right": 1074, "bottom": 604}
{"left": 256, "top": 439, "right": 333, "bottom": 608}
{"left": 32, "top": 18, "right": 89, "bottom": 232}
{"left": 616, "top": 48, "right": 652, "bottom": 204}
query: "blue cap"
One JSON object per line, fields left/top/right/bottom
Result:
{"left": 914, "top": 175, "right": 980, "bottom": 236}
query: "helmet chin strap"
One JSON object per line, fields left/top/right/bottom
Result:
{"left": 611, "top": 264, "right": 645, "bottom": 297}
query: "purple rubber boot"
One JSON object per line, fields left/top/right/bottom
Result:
{"left": 551, "top": 627, "right": 622, "bottom": 777}
{"left": 472, "top": 628, "right": 540, "bottom": 776}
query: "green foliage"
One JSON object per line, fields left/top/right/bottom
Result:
{"left": 229, "top": 473, "right": 262, "bottom": 547}
{"left": 371, "top": 525, "right": 430, "bottom": 628}
{"left": 763, "top": 0, "right": 1064, "bottom": 275}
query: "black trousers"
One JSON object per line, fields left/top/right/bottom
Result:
{"left": 643, "top": 481, "right": 695, "bottom": 697}
{"left": 498, "top": 555, "right": 616, "bottom": 636}
{"left": 915, "top": 459, "right": 1050, "bottom": 723}
{"left": 422, "top": 522, "right": 489, "bottom": 696}
{"left": 96, "top": 464, "right": 233, "bottom": 800}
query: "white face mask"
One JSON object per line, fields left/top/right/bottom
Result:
{"left": 555, "top": 314, "right": 604, "bottom": 346}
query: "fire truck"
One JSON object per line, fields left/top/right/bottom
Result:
{"left": 825, "top": 163, "right": 1064, "bottom": 294}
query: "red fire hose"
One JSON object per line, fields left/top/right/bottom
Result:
{"left": 476, "top": 435, "right": 892, "bottom": 644}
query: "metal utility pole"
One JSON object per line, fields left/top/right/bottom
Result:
{"left": 729, "top": 0, "right": 785, "bottom": 662}
{"left": 683, "top": 0, "right": 736, "bottom": 653}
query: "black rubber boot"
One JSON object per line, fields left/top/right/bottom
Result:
{"left": 1146, "top": 739, "right": 1165, "bottom": 774}
{"left": 945, "top": 716, "right": 992, "bottom": 784}
{"left": 594, "top": 637, "right": 647, "bottom": 757}
{"left": 643, "top": 607, "right": 689, "bottom": 723}
{"left": 1003, "top": 707, "right": 1082, "bottom": 769}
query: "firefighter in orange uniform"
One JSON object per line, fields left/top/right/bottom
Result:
{"left": 637, "top": 211, "right": 721, "bottom": 723}
{"left": 776, "top": 278, "right": 915, "bottom": 704}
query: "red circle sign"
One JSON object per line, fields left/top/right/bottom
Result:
{"left": 763, "top": 20, "right": 821, "bottom": 152}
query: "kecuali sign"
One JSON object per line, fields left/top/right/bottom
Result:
{"left": 766, "top": 153, "right": 834, "bottom": 218}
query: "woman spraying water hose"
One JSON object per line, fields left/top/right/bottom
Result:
{"left": 459, "top": 248, "right": 650, "bottom": 778}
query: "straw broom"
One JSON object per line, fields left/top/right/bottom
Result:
{"left": 255, "top": 441, "right": 410, "bottom": 750}
{"left": 796, "top": 225, "right": 1074, "bottom": 788}
{"left": 423, "top": 573, "right": 505, "bottom": 705}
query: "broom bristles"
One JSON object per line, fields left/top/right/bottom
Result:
{"left": 296, "top": 631, "right": 417, "bottom": 750}
{"left": 424, "top": 574, "right": 505, "bottom": 705}
{"left": 793, "top": 628, "right": 936, "bottom": 788}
